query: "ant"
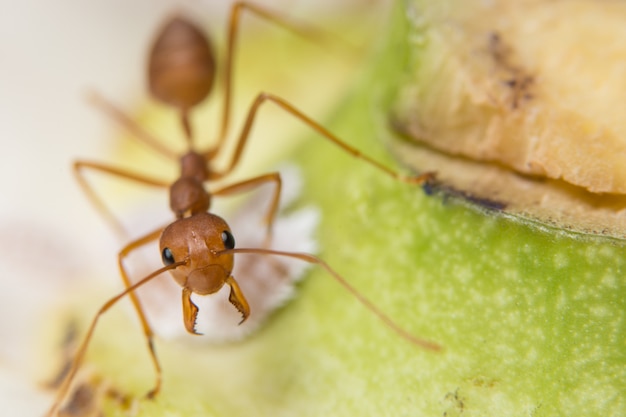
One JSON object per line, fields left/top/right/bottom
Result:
{"left": 46, "top": 2, "right": 438, "bottom": 416}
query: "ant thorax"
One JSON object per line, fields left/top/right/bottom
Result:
{"left": 169, "top": 177, "right": 211, "bottom": 218}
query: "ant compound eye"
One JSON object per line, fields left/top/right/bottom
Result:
{"left": 162, "top": 247, "right": 175, "bottom": 265}
{"left": 221, "top": 230, "right": 235, "bottom": 250}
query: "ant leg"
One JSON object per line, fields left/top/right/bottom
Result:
{"left": 45, "top": 257, "right": 186, "bottom": 417}
{"left": 87, "top": 91, "right": 179, "bottom": 160}
{"left": 212, "top": 172, "right": 282, "bottom": 246}
{"left": 74, "top": 160, "right": 169, "bottom": 237}
{"left": 210, "top": 1, "right": 335, "bottom": 154}
{"left": 117, "top": 227, "right": 166, "bottom": 399}
{"left": 213, "top": 92, "right": 435, "bottom": 184}
{"left": 221, "top": 248, "right": 442, "bottom": 352}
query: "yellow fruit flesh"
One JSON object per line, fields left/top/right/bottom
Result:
{"left": 395, "top": 0, "right": 626, "bottom": 194}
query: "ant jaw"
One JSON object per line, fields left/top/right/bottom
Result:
{"left": 226, "top": 276, "right": 250, "bottom": 325}
{"left": 180, "top": 276, "right": 249, "bottom": 334}
{"left": 182, "top": 288, "right": 203, "bottom": 336}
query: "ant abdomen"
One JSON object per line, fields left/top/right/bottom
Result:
{"left": 148, "top": 16, "right": 216, "bottom": 112}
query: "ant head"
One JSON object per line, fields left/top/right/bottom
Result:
{"left": 159, "top": 212, "right": 235, "bottom": 296}
{"left": 148, "top": 15, "right": 216, "bottom": 112}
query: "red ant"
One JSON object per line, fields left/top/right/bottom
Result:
{"left": 46, "top": 3, "right": 438, "bottom": 416}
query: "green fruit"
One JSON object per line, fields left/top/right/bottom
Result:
{"left": 48, "top": 2, "right": 626, "bottom": 416}
{"left": 294, "top": 0, "right": 626, "bottom": 415}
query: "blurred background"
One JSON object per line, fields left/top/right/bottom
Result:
{"left": 0, "top": 0, "right": 389, "bottom": 414}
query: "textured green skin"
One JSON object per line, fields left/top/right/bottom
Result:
{"left": 97, "top": 2, "right": 626, "bottom": 416}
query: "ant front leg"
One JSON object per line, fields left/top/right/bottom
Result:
{"left": 45, "top": 245, "right": 186, "bottom": 417}
{"left": 212, "top": 172, "right": 282, "bottom": 247}
{"left": 74, "top": 161, "right": 169, "bottom": 238}
{"left": 215, "top": 92, "right": 434, "bottom": 184}
{"left": 116, "top": 227, "right": 167, "bottom": 399}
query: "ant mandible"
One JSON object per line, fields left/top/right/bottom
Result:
{"left": 46, "top": 2, "right": 438, "bottom": 416}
